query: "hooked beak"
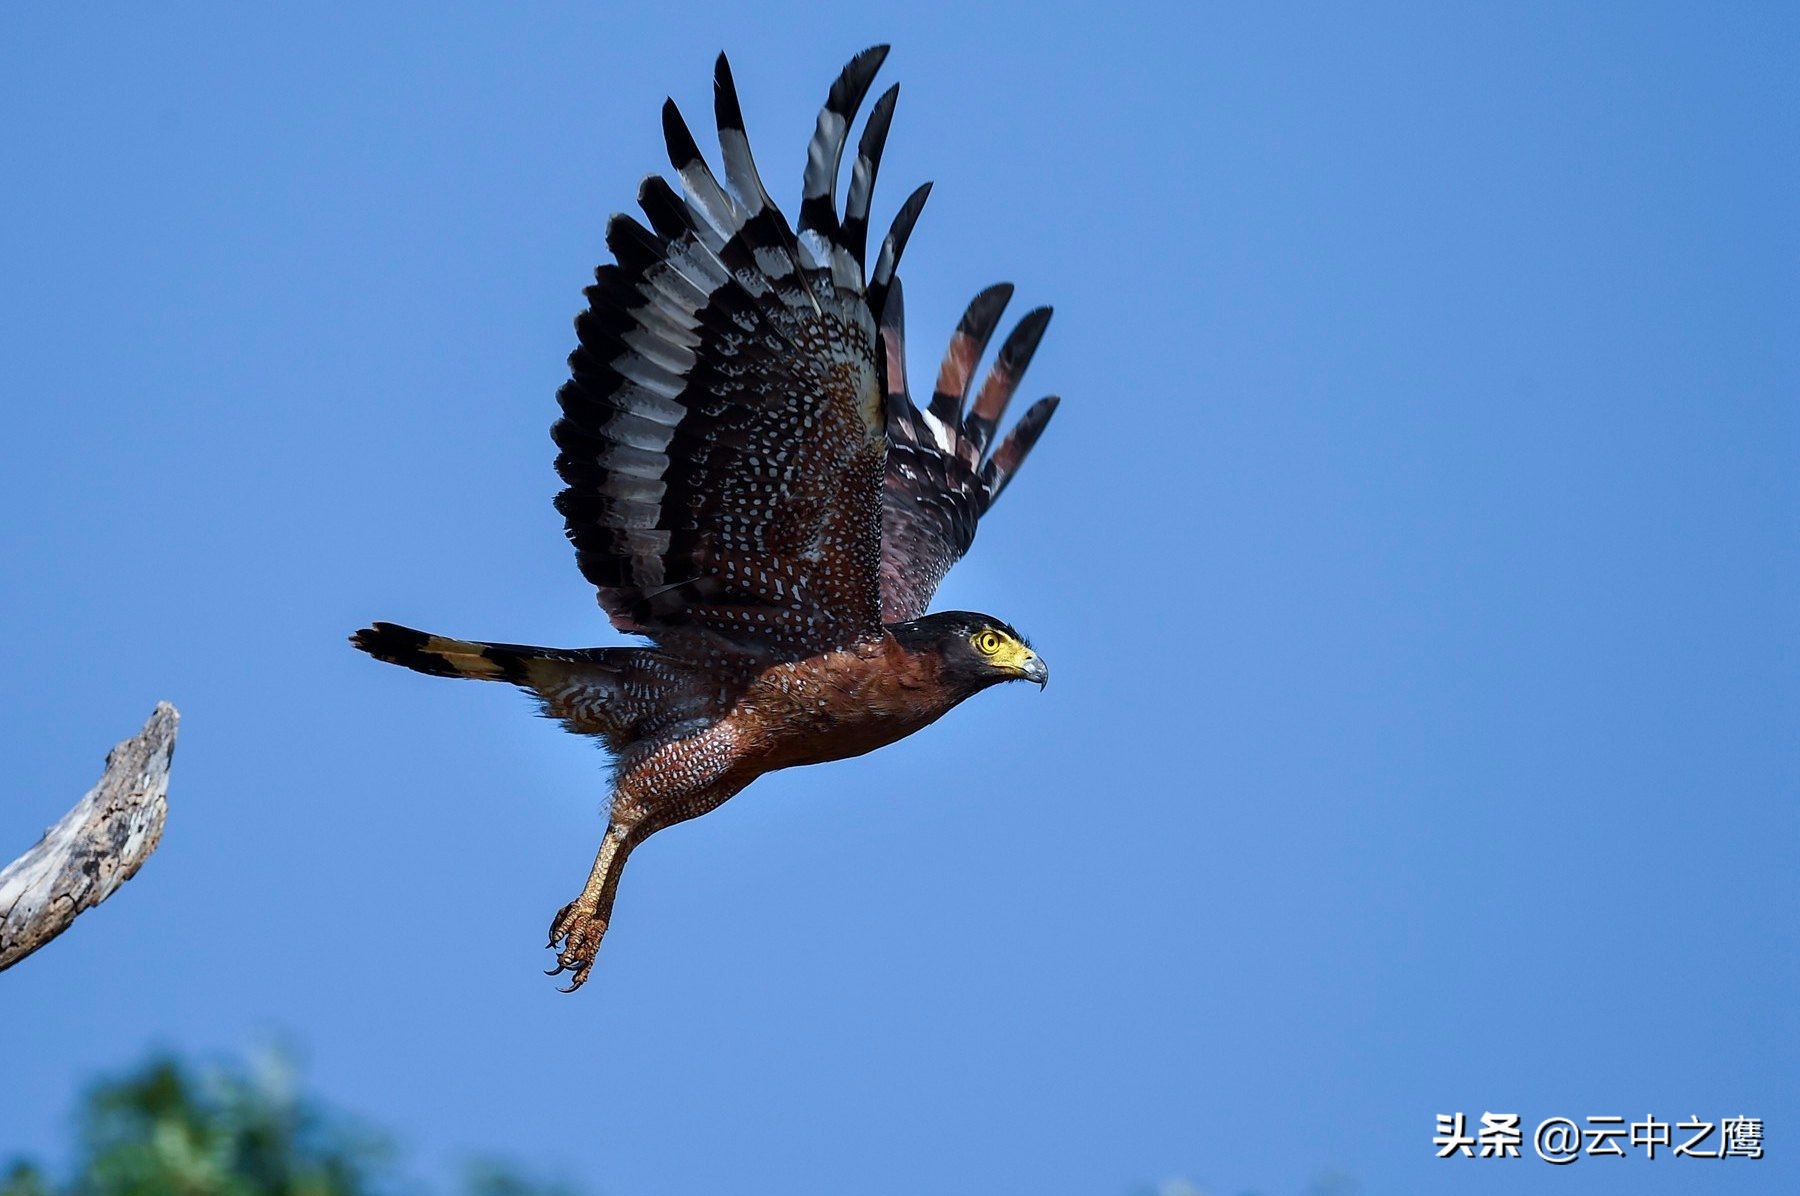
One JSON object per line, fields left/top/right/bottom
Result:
{"left": 1018, "top": 651, "right": 1049, "bottom": 689}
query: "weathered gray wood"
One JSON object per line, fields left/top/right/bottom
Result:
{"left": 0, "top": 702, "right": 179, "bottom": 971}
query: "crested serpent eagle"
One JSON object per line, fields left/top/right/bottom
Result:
{"left": 353, "top": 46, "right": 1060, "bottom": 990}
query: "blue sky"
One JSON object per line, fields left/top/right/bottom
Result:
{"left": 1, "top": 4, "right": 1793, "bottom": 1195}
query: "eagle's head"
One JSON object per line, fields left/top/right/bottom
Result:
{"left": 891, "top": 610, "right": 1048, "bottom": 693}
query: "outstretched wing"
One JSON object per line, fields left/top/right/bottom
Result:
{"left": 554, "top": 47, "right": 932, "bottom": 655}
{"left": 877, "top": 278, "right": 1059, "bottom": 622}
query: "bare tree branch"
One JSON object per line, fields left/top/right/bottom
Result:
{"left": 0, "top": 702, "right": 179, "bottom": 971}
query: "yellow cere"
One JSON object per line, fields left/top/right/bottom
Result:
{"left": 972, "top": 627, "right": 1036, "bottom": 674}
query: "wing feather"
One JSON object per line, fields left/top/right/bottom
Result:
{"left": 554, "top": 45, "right": 1057, "bottom": 639}
{"left": 877, "top": 284, "right": 1060, "bottom": 622}
{"left": 555, "top": 49, "right": 903, "bottom": 654}
{"left": 928, "top": 281, "right": 1013, "bottom": 430}
{"left": 842, "top": 84, "right": 899, "bottom": 270}
{"left": 866, "top": 181, "right": 932, "bottom": 324}
{"left": 798, "top": 45, "right": 889, "bottom": 279}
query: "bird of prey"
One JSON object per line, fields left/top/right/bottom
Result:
{"left": 353, "top": 45, "right": 1059, "bottom": 990}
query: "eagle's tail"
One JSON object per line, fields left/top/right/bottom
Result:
{"left": 350, "top": 622, "right": 612, "bottom": 687}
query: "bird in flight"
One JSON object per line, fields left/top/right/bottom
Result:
{"left": 353, "top": 45, "right": 1059, "bottom": 990}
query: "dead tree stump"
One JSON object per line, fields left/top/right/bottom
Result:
{"left": 0, "top": 703, "right": 179, "bottom": 971}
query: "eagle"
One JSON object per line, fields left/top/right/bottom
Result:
{"left": 353, "top": 45, "right": 1059, "bottom": 990}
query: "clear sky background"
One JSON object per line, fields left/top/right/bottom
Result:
{"left": 2, "top": 4, "right": 1793, "bottom": 1195}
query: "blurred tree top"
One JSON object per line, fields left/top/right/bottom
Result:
{"left": 6, "top": 1053, "right": 1351, "bottom": 1196}
{"left": 3, "top": 1055, "right": 575, "bottom": 1196}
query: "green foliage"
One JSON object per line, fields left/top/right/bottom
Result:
{"left": 3, "top": 1056, "right": 560, "bottom": 1196}
{"left": 10, "top": 1052, "right": 1350, "bottom": 1196}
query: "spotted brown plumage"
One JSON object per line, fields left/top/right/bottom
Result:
{"left": 879, "top": 277, "right": 1059, "bottom": 621}
{"left": 352, "top": 45, "right": 1059, "bottom": 990}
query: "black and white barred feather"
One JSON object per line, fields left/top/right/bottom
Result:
{"left": 552, "top": 45, "right": 1059, "bottom": 651}
{"left": 878, "top": 277, "right": 1059, "bottom": 622}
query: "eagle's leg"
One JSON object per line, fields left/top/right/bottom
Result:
{"left": 546, "top": 726, "right": 748, "bottom": 990}
{"left": 545, "top": 823, "right": 630, "bottom": 990}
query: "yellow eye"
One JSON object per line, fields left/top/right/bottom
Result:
{"left": 974, "top": 629, "right": 1005, "bottom": 656}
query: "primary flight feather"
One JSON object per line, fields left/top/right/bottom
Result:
{"left": 353, "top": 45, "right": 1059, "bottom": 990}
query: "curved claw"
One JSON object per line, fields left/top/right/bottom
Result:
{"left": 541, "top": 899, "right": 606, "bottom": 992}
{"left": 555, "top": 956, "right": 595, "bottom": 993}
